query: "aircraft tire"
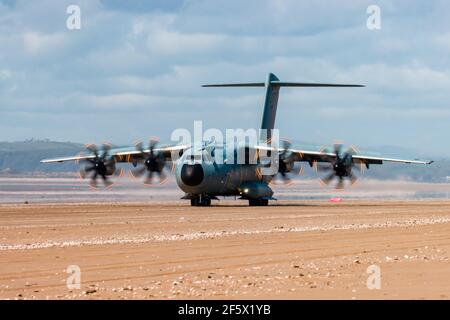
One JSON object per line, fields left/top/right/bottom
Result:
{"left": 249, "top": 199, "right": 269, "bottom": 206}
{"left": 191, "top": 196, "right": 211, "bottom": 206}
{"left": 190, "top": 198, "right": 199, "bottom": 206}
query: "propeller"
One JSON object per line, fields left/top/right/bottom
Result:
{"left": 317, "top": 143, "right": 358, "bottom": 189}
{"left": 271, "top": 139, "right": 303, "bottom": 185}
{"left": 130, "top": 138, "right": 169, "bottom": 185}
{"left": 79, "top": 143, "right": 117, "bottom": 188}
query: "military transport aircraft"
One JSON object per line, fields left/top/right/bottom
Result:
{"left": 41, "top": 73, "right": 433, "bottom": 206}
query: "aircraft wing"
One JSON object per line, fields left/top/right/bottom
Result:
{"left": 294, "top": 149, "right": 432, "bottom": 166}
{"left": 255, "top": 145, "right": 433, "bottom": 167}
{"left": 40, "top": 144, "right": 189, "bottom": 164}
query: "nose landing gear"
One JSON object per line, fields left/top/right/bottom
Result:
{"left": 190, "top": 195, "right": 211, "bottom": 206}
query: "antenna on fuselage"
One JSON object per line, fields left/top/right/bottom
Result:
{"left": 202, "top": 73, "right": 364, "bottom": 141}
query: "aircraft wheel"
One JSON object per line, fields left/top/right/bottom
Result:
{"left": 191, "top": 196, "right": 211, "bottom": 206}
{"left": 190, "top": 197, "right": 199, "bottom": 206}
{"left": 249, "top": 199, "right": 269, "bottom": 206}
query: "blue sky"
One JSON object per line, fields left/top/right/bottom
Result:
{"left": 0, "top": 0, "right": 449, "bottom": 156}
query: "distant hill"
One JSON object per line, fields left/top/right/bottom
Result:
{"left": 0, "top": 140, "right": 84, "bottom": 173}
{"left": 0, "top": 140, "right": 448, "bottom": 182}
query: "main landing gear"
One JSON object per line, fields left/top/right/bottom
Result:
{"left": 189, "top": 195, "right": 269, "bottom": 206}
{"left": 248, "top": 199, "right": 269, "bottom": 206}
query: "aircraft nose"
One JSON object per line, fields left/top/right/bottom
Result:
{"left": 180, "top": 163, "right": 204, "bottom": 186}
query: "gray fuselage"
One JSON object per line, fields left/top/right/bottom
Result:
{"left": 174, "top": 142, "right": 273, "bottom": 198}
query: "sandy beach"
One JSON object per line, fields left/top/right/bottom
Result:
{"left": 0, "top": 199, "right": 449, "bottom": 299}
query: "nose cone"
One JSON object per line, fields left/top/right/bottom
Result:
{"left": 180, "top": 163, "right": 204, "bottom": 186}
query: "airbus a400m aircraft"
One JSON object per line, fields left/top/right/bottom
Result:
{"left": 41, "top": 73, "right": 432, "bottom": 206}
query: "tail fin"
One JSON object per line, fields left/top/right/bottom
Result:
{"left": 260, "top": 73, "right": 280, "bottom": 141}
{"left": 202, "top": 73, "right": 364, "bottom": 141}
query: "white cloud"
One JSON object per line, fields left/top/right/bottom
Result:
{"left": 0, "top": 69, "right": 11, "bottom": 79}
{"left": 147, "top": 30, "right": 227, "bottom": 55}
{"left": 22, "top": 32, "right": 67, "bottom": 55}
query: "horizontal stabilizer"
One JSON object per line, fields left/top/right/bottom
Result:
{"left": 202, "top": 82, "right": 364, "bottom": 88}
{"left": 272, "top": 82, "right": 364, "bottom": 87}
{"left": 202, "top": 83, "right": 265, "bottom": 87}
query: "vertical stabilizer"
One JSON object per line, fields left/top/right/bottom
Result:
{"left": 260, "top": 73, "right": 280, "bottom": 141}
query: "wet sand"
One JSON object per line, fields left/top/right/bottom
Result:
{"left": 1, "top": 200, "right": 449, "bottom": 299}
{"left": 1, "top": 177, "right": 450, "bottom": 204}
